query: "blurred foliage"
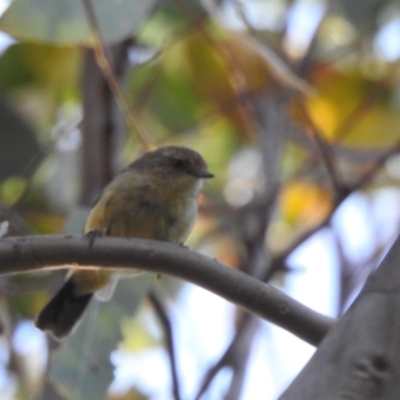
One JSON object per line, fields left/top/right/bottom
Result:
{"left": 294, "top": 63, "right": 400, "bottom": 147}
{"left": 0, "top": 0, "right": 155, "bottom": 45}
{"left": 129, "top": 27, "right": 271, "bottom": 137}
{"left": 49, "top": 276, "right": 152, "bottom": 400}
{"left": 0, "top": 42, "right": 81, "bottom": 131}
{"left": 280, "top": 180, "right": 333, "bottom": 227}
{"left": 0, "top": 0, "right": 399, "bottom": 399}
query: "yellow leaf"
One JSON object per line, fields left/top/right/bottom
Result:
{"left": 294, "top": 63, "right": 400, "bottom": 148}
{"left": 279, "top": 180, "right": 333, "bottom": 227}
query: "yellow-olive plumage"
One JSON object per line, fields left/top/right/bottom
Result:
{"left": 35, "top": 146, "right": 213, "bottom": 339}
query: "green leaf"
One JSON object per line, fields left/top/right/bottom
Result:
{"left": 0, "top": 0, "right": 156, "bottom": 45}
{"left": 49, "top": 275, "right": 152, "bottom": 400}
{"left": 47, "top": 209, "right": 152, "bottom": 400}
{"left": 0, "top": 43, "right": 81, "bottom": 93}
{"left": 0, "top": 43, "right": 81, "bottom": 145}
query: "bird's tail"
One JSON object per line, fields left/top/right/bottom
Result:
{"left": 35, "top": 277, "right": 93, "bottom": 340}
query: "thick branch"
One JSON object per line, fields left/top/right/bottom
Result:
{"left": 0, "top": 235, "right": 334, "bottom": 346}
{"left": 279, "top": 233, "right": 400, "bottom": 399}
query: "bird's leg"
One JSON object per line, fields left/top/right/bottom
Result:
{"left": 85, "top": 229, "right": 103, "bottom": 250}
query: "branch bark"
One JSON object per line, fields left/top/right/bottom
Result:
{"left": 0, "top": 234, "right": 333, "bottom": 346}
{"left": 279, "top": 233, "right": 400, "bottom": 399}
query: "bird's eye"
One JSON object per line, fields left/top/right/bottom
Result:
{"left": 173, "top": 159, "right": 185, "bottom": 168}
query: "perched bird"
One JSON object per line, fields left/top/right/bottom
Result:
{"left": 35, "top": 146, "right": 213, "bottom": 339}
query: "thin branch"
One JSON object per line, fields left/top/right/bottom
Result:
{"left": 194, "top": 92, "right": 284, "bottom": 397}
{"left": 291, "top": 102, "right": 343, "bottom": 195}
{"left": 0, "top": 202, "right": 32, "bottom": 235}
{"left": 81, "top": 0, "right": 152, "bottom": 150}
{"left": 223, "top": 320, "right": 254, "bottom": 400}
{"left": 199, "top": 0, "right": 314, "bottom": 95}
{"left": 148, "top": 289, "right": 181, "bottom": 400}
{"left": 268, "top": 136, "right": 400, "bottom": 279}
{"left": 310, "top": 128, "right": 343, "bottom": 194}
{"left": 0, "top": 234, "right": 333, "bottom": 346}
{"left": 195, "top": 314, "right": 258, "bottom": 400}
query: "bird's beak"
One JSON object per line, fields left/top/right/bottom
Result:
{"left": 196, "top": 171, "right": 214, "bottom": 179}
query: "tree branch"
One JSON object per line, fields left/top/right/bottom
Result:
{"left": 81, "top": 0, "right": 152, "bottom": 150}
{"left": 0, "top": 235, "right": 334, "bottom": 346}
{"left": 148, "top": 289, "right": 181, "bottom": 400}
{"left": 195, "top": 314, "right": 258, "bottom": 400}
{"left": 279, "top": 232, "right": 400, "bottom": 399}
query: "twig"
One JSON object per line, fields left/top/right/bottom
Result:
{"left": 269, "top": 137, "right": 400, "bottom": 279}
{"left": 81, "top": 0, "right": 152, "bottom": 150}
{"left": 199, "top": 0, "right": 314, "bottom": 94}
{"left": 195, "top": 314, "right": 258, "bottom": 400}
{"left": 194, "top": 92, "right": 284, "bottom": 397}
{"left": 310, "top": 129, "right": 343, "bottom": 194}
{"left": 291, "top": 102, "right": 343, "bottom": 194}
{"left": 148, "top": 289, "right": 181, "bottom": 400}
{"left": 223, "top": 320, "right": 254, "bottom": 400}
{"left": 0, "top": 234, "right": 334, "bottom": 346}
{"left": 0, "top": 202, "right": 33, "bottom": 235}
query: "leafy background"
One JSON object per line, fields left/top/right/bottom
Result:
{"left": 0, "top": 0, "right": 400, "bottom": 399}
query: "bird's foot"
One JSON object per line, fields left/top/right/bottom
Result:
{"left": 85, "top": 229, "right": 103, "bottom": 250}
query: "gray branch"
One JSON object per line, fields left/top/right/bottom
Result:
{"left": 0, "top": 234, "right": 334, "bottom": 346}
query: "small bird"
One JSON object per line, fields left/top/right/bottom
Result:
{"left": 35, "top": 146, "right": 213, "bottom": 339}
